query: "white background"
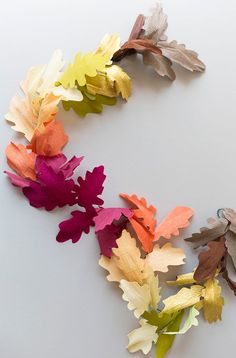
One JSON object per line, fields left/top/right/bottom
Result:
{"left": 1, "top": 0, "right": 236, "bottom": 357}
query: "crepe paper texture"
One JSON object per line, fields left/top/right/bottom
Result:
{"left": 2, "top": 3, "right": 211, "bottom": 358}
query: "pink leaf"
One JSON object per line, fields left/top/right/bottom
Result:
{"left": 4, "top": 171, "right": 30, "bottom": 188}
{"left": 56, "top": 210, "right": 95, "bottom": 243}
{"left": 94, "top": 207, "right": 132, "bottom": 232}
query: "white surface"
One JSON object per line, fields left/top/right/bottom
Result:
{"left": 1, "top": 0, "right": 236, "bottom": 357}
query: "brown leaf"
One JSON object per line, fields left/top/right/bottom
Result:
{"left": 143, "top": 52, "right": 176, "bottom": 80}
{"left": 225, "top": 231, "right": 236, "bottom": 270}
{"left": 113, "top": 39, "right": 162, "bottom": 62}
{"left": 185, "top": 217, "right": 228, "bottom": 248}
{"left": 223, "top": 208, "right": 236, "bottom": 234}
{"left": 129, "top": 14, "right": 145, "bottom": 41}
{"left": 194, "top": 237, "right": 226, "bottom": 282}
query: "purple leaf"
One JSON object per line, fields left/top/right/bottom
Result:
{"left": 4, "top": 171, "right": 30, "bottom": 188}
{"left": 76, "top": 166, "right": 106, "bottom": 209}
{"left": 23, "top": 162, "right": 76, "bottom": 211}
{"left": 56, "top": 210, "right": 95, "bottom": 243}
{"left": 94, "top": 207, "right": 132, "bottom": 232}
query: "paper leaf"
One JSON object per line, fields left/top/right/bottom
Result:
{"left": 56, "top": 210, "right": 95, "bottom": 243}
{"left": 143, "top": 3, "right": 168, "bottom": 43}
{"left": 156, "top": 311, "right": 184, "bottom": 358}
{"left": 202, "top": 278, "right": 224, "bottom": 323}
{"left": 162, "top": 286, "right": 203, "bottom": 314}
{"left": 158, "top": 41, "right": 205, "bottom": 72}
{"left": 96, "top": 224, "right": 120, "bottom": 257}
{"left": 62, "top": 93, "right": 116, "bottom": 117}
{"left": 52, "top": 86, "right": 83, "bottom": 102}
{"left": 145, "top": 243, "right": 186, "bottom": 273}
{"left": 223, "top": 208, "right": 236, "bottom": 233}
{"left": 143, "top": 52, "right": 175, "bottom": 81}
{"left": 22, "top": 50, "right": 64, "bottom": 98}
{"left": 76, "top": 166, "right": 106, "bottom": 209}
{"left": 225, "top": 231, "right": 236, "bottom": 269}
{"left": 129, "top": 14, "right": 145, "bottom": 41}
{"left": 129, "top": 217, "right": 154, "bottom": 253}
{"left": 95, "top": 33, "right": 120, "bottom": 64}
{"left": 113, "top": 38, "right": 162, "bottom": 61}
{"left": 94, "top": 207, "right": 132, "bottom": 232}
{"left": 185, "top": 217, "right": 228, "bottom": 248}
{"left": 23, "top": 162, "right": 76, "bottom": 210}
{"left": 60, "top": 52, "right": 109, "bottom": 88}
{"left": 36, "top": 154, "right": 83, "bottom": 179}
{"left": 167, "top": 271, "right": 196, "bottom": 286}
{"left": 144, "top": 268, "right": 161, "bottom": 310}
{"left": 164, "top": 307, "right": 199, "bottom": 335}
{"left": 5, "top": 94, "right": 60, "bottom": 141}
{"left": 105, "top": 65, "right": 131, "bottom": 100}
{"left": 29, "top": 120, "right": 68, "bottom": 156}
{"left": 6, "top": 154, "right": 83, "bottom": 210}
{"left": 99, "top": 230, "right": 145, "bottom": 284}
{"left": 4, "top": 171, "right": 31, "bottom": 188}
{"left": 127, "top": 319, "right": 158, "bottom": 355}
{"left": 155, "top": 207, "right": 193, "bottom": 240}
{"left": 119, "top": 280, "right": 151, "bottom": 318}
{"left": 120, "top": 193, "right": 157, "bottom": 233}
{"left": 5, "top": 142, "right": 36, "bottom": 180}
{"left": 194, "top": 237, "right": 226, "bottom": 282}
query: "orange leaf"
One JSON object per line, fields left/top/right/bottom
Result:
{"left": 155, "top": 207, "right": 194, "bottom": 241}
{"left": 5, "top": 142, "right": 36, "bottom": 180}
{"left": 120, "top": 193, "right": 157, "bottom": 233}
{"left": 129, "top": 217, "right": 154, "bottom": 253}
{"left": 28, "top": 120, "right": 68, "bottom": 156}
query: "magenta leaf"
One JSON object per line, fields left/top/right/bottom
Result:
{"left": 76, "top": 166, "right": 106, "bottom": 209}
{"left": 4, "top": 171, "right": 30, "bottom": 188}
{"left": 56, "top": 210, "right": 95, "bottom": 243}
{"left": 36, "top": 154, "right": 83, "bottom": 178}
{"left": 23, "top": 162, "right": 77, "bottom": 210}
{"left": 94, "top": 207, "right": 132, "bottom": 232}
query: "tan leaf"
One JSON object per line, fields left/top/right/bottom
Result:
{"left": 119, "top": 280, "right": 151, "bottom": 318}
{"left": 162, "top": 285, "right": 203, "bottom": 314}
{"left": 99, "top": 230, "right": 146, "bottom": 284}
{"left": 127, "top": 319, "right": 158, "bottom": 355}
{"left": 202, "top": 278, "right": 224, "bottom": 323}
{"left": 142, "top": 3, "right": 168, "bottom": 43}
{"left": 158, "top": 41, "right": 205, "bottom": 72}
{"left": 145, "top": 243, "right": 186, "bottom": 273}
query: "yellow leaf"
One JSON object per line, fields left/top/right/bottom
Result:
{"left": 202, "top": 278, "right": 224, "bottom": 323}
{"left": 145, "top": 243, "right": 186, "bottom": 273}
{"left": 60, "top": 52, "right": 109, "bottom": 88}
{"left": 162, "top": 285, "right": 203, "bottom": 314}
{"left": 127, "top": 319, "right": 158, "bottom": 355}
{"left": 119, "top": 280, "right": 151, "bottom": 318}
{"left": 86, "top": 73, "right": 118, "bottom": 98}
{"left": 95, "top": 33, "right": 120, "bottom": 64}
{"left": 99, "top": 230, "right": 146, "bottom": 284}
{"left": 167, "top": 271, "right": 196, "bottom": 286}
{"left": 105, "top": 65, "right": 131, "bottom": 100}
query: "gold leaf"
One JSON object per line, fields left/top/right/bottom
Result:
{"left": 202, "top": 278, "right": 224, "bottom": 323}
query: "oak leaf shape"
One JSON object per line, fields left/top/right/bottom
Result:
{"left": 99, "top": 230, "right": 146, "bottom": 284}
{"left": 145, "top": 243, "right": 186, "bottom": 273}
{"left": 194, "top": 237, "right": 226, "bottom": 282}
{"left": 127, "top": 319, "right": 158, "bottom": 355}
{"left": 5, "top": 142, "right": 36, "bottom": 180}
{"left": 202, "top": 278, "right": 224, "bottom": 323}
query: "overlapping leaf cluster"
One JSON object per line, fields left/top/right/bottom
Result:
{"left": 113, "top": 3, "right": 205, "bottom": 80}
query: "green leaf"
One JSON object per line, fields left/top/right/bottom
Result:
{"left": 156, "top": 311, "right": 184, "bottom": 358}
{"left": 62, "top": 90, "right": 116, "bottom": 117}
{"left": 142, "top": 310, "right": 178, "bottom": 331}
{"left": 164, "top": 306, "right": 199, "bottom": 335}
